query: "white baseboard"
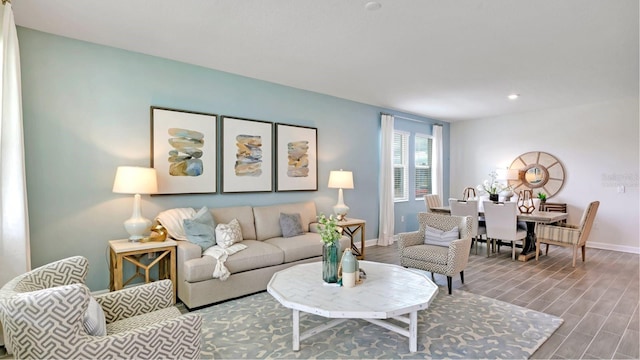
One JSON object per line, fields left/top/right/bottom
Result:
{"left": 587, "top": 241, "right": 640, "bottom": 254}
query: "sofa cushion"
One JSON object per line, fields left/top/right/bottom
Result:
{"left": 264, "top": 233, "right": 326, "bottom": 263}
{"left": 211, "top": 206, "right": 256, "bottom": 240}
{"left": 253, "top": 201, "right": 317, "bottom": 241}
{"left": 182, "top": 240, "right": 284, "bottom": 282}
{"left": 106, "top": 307, "right": 181, "bottom": 335}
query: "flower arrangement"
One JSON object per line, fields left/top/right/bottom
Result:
{"left": 476, "top": 171, "right": 507, "bottom": 195}
{"left": 537, "top": 192, "right": 547, "bottom": 201}
{"left": 317, "top": 214, "right": 341, "bottom": 244}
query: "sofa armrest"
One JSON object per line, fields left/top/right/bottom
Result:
{"left": 95, "top": 280, "right": 174, "bottom": 323}
{"left": 397, "top": 231, "right": 424, "bottom": 250}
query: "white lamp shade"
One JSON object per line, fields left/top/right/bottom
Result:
{"left": 112, "top": 166, "right": 158, "bottom": 194}
{"left": 328, "top": 170, "right": 354, "bottom": 189}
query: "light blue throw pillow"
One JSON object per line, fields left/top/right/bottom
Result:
{"left": 424, "top": 225, "right": 459, "bottom": 247}
{"left": 183, "top": 206, "right": 217, "bottom": 251}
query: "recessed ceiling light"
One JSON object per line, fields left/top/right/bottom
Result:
{"left": 508, "top": 94, "right": 520, "bottom": 100}
{"left": 365, "top": 1, "right": 382, "bottom": 11}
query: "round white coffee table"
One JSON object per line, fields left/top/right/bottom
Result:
{"left": 267, "top": 261, "right": 438, "bottom": 352}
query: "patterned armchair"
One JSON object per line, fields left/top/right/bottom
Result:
{"left": 0, "top": 256, "right": 202, "bottom": 359}
{"left": 535, "top": 201, "right": 599, "bottom": 267}
{"left": 398, "top": 212, "right": 472, "bottom": 295}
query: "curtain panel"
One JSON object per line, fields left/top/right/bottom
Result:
{"left": 378, "top": 114, "right": 394, "bottom": 246}
{"left": 0, "top": 1, "right": 30, "bottom": 287}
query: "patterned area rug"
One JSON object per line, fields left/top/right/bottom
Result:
{"left": 194, "top": 289, "right": 563, "bottom": 359}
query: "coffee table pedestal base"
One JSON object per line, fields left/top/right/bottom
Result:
{"left": 291, "top": 309, "right": 419, "bottom": 353}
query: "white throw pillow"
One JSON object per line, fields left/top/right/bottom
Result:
{"left": 215, "top": 219, "right": 243, "bottom": 248}
{"left": 83, "top": 296, "right": 107, "bottom": 336}
{"left": 424, "top": 225, "right": 459, "bottom": 247}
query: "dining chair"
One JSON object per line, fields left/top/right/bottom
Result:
{"left": 483, "top": 201, "right": 527, "bottom": 260}
{"left": 449, "top": 199, "right": 486, "bottom": 255}
{"left": 535, "top": 201, "right": 599, "bottom": 267}
{"left": 424, "top": 194, "right": 442, "bottom": 212}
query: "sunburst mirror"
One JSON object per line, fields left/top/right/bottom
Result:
{"left": 507, "top": 151, "right": 565, "bottom": 198}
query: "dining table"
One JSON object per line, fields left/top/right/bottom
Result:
{"left": 429, "top": 206, "right": 568, "bottom": 262}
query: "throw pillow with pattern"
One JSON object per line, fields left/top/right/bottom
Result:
{"left": 215, "top": 218, "right": 243, "bottom": 248}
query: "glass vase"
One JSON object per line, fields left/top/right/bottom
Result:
{"left": 322, "top": 242, "right": 340, "bottom": 284}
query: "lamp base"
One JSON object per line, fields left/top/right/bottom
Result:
{"left": 333, "top": 204, "right": 349, "bottom": 221}
{"left": 124, "top": 217, "right": 152, "bottom": 242}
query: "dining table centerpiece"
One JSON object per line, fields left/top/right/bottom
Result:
{"left": 318, "top": 213, "right": 342, "bottom": 284}
{"left": 477, "top": 171, "right": 511, "bottom": 201}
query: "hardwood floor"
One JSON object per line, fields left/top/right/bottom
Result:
{"left": 365, "top": 242, "right": 640, "bottom": 359}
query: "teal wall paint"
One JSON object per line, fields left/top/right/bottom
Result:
{"left": 18, "top": 27, "right": 449, "bottom": 290}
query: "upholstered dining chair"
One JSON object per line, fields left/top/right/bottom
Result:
{"left": 483, "top": 201, "right": 527, "bottom": 260}
{"left": 449, "top": 199, "right": 486, "bottom": 254}
{"left": 424, "top": 194, "right": 442, "bottom": 212}
{"left": 536, "top": 201, "right": 599, "bottom": 267}
{"left": 0, "top": 256, "right": 202, "bottom": 360}
{"left": 397, "top": 212, "right": 472, "bottom": 294}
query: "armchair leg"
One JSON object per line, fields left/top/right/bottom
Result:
{"left": 535, "top": 240, "right": 540, "bottom": 262}
{"left": 545, "top": 244, "right": 549, "bottom": 255}
{"left": 447, "top": 276, "right": 452, "bottom": 295}
{"left": 572, "top": 246, "right": 578, "bottom": 267}
{"left": 460, "top": 271, "right": 464, "bottom": 284}
{"left": 582, "top": 245, "right": 586, "bottom": 262}
{"left": 431, "top": 272, "right": 435, "bottom": 282}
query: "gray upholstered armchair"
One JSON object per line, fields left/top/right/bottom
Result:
{"left": 398, "top": 212, "right": 472, "bottom": 295}
{"left": 0, "top": 256, "right": 202, "bottom": 359}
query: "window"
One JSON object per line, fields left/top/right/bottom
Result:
{"left": 414, "top": 134, "right": 433, "bottom": 199}
{"left": 393, "top": 131, "right": 409, "bottom": 201}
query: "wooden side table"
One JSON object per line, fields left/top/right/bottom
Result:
{"left": 337, "top": 218, "right": 366, "bottom": 260}
{"left": 108, "top": 239, "right": 178, "bottom": 303}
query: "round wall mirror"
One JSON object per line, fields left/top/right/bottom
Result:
{"left": 508, "top": 151, "right": 565, "bottom": 198}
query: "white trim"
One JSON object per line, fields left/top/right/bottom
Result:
{"left": 587, "top": 241, "right": 640, "bottom": 254}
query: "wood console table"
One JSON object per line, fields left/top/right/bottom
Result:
{"left": 108, "top": 239, "right": 177, "bottom": 303}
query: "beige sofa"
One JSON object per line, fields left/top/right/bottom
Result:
{"left": 176, "top": 201, "right": 350, "bottom": 309}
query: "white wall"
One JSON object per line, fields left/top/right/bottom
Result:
{"left": 450, "top": 97, "right": 639, "bottom": 253}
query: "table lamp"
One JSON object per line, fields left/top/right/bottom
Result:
{"left": 328, "top": 169, "right": 354, "bottom": 221}
{"left": 112, "top": 166, "right": 158, "bottom": 241}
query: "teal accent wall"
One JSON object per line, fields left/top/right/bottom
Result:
{"left": 18, "top": 27, "right": 449, "bottom": 291}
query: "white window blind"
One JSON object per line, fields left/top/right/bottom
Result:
{"left": 393, "top": 131, "right": 409, "bottom": 201}
{"left": 414, "top": 134, "right": 433, "bottom": 199}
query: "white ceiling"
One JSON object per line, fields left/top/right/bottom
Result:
{"left": 12, "top": 0, "right": 639, "bottom": 122}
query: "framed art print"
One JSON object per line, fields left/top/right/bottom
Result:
{"left": 151, "top": 107, "right": 217, "bottom": 194}
{"left": 275, "top": 123, "right": 317, "bottom": 191}
{"left": 221, "top": 116, "right": 273, "bottom": 193}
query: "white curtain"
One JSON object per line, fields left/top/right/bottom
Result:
{"left": 0, "top": 1, "right": 30, "bottom": 287}
{"left": 377, "top": 114, "right": 394, "bottom": 246}
{"left": 432, "top": 124, "right": 443, "bottom": 204}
